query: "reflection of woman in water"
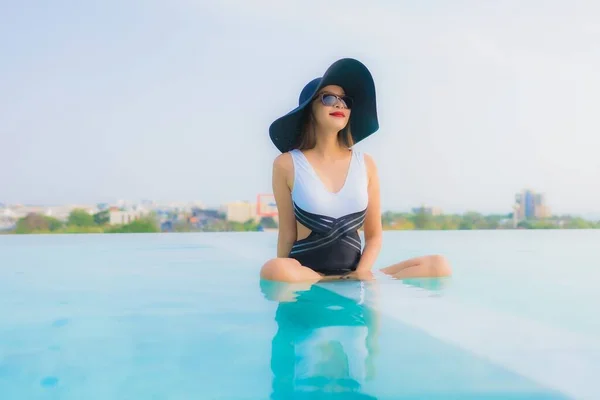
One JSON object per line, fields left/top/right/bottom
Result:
{"left": 260, "top": 58, "right": 452, "bottom": 283}
{"left": 262, "top": 280, "right": 380, "bottom": 399}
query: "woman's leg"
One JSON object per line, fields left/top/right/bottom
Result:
{"left": 259, "top": 258, "right": 326, "bottom": 302}
{"left": 379, "top": 255, "right": 452, "bottom": 279}
{"left": 260, "top": 257, "right": 323, "bottom": 283}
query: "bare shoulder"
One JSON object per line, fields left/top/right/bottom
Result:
{"left": 272, "top": 152, "right": 295, "bottom": 190}
{"left": 361, "top": 152, "right": 379, "bottom": 178}
{"left": 273, "top": 152, "right": 294, "bottom": 172}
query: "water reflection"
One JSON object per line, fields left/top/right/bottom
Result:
{"left": 260, "top": 279, "right": 380, "bottom": 399}
{"left": 399, "top": 277, "right": 451, "bottom": 295}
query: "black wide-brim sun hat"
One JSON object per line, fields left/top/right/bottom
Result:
{"left": 269, "top": 58, "right": 379, "bottom": 153}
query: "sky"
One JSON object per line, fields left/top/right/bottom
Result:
{"left": 1, "top": 0, "right": 599, "bottom": 215}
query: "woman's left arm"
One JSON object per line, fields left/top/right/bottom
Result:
{"left": 355, "top": 153, "right": 383, "bottom": 277}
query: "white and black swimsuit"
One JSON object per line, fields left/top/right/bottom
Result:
{"left": 288, "top": 149, "right": 369, "bottom": 275}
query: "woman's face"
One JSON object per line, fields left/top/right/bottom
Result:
{"left": 311, "top": 85, "right": 352, "bottom": 132}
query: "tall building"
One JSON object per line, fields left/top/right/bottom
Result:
{"left": 514, "top": 189, "right": 551, "bottom": 221}
{"left": 534, "top": 193, "right": 551, "bottom": 218}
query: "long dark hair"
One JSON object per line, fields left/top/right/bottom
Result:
{"left": 293, "top": 106, "right": 354, "bottom": 151}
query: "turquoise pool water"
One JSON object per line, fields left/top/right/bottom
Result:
{"left": 1, "top": 230, "right": 599, "bottom": 399}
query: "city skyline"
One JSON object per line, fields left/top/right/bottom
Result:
{"left": 2, "top": 1, "right": 600, "bottom": 215}
{"left": 3, "top": 190, "right": 599, "bottom": 235}
{"left": 3, "top": 188, "right": 599, "bottom": 221}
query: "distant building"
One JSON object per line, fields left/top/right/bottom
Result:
{"left": 533, "top": 193, "right": 551, "bottom": 219}
{"left": 192, "top": 208, "right": 222, "bottom": 220}
{"left": 189, "top": 208, "right": 223, "bottom": 228}
{"left": 0, "top": 207, "right": 17, "bottom": 231}
{"left": 108, "top": 207, "right": 149, "bottom": 225}
{"left": 514, "top": 189, "right": 551, "bottom": 221}
{"left": 222, "top": 201, "right": 258, "bottom": 223}
{"left": 1, "top": 207, "right": 16, "bottom": 218}
{"left": 2, "top": 205, "right": 97, "bottom": 222}
{"left": 411, "top": 205, "right": 443, "bottom": 216}
{"left": 153, "top": 201, "right": 206, "bottom": 214}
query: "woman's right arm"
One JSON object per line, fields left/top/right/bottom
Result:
{"left": 272, "top": 154, "right": 297, "bottom": 258}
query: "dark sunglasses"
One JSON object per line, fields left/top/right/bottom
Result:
{"left": 313, "top": 92, "right": 354, "bottom": 109}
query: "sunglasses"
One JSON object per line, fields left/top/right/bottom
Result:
{"left": 313, "top": 92, "right": 354, "bottom": 109}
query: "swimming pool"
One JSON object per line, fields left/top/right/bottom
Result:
{"left": 1, "top": 230, "right": 599, "bottom": 399}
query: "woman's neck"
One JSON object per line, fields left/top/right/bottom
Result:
{"left": 312, "top": 128, "right": 348, "bottom": 160}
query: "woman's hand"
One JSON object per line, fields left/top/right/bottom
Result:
{"left": 345, "top": 269, "right": 375, "bottom": 281}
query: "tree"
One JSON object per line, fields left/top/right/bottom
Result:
{"left": 564, "top": 218, "right": 592, "bottom": 229}
{"left": 459, "top": 219, "right": 474, "bottom": 230}
{"left": 438, "top": 215, "right": 460, "bottom": 230}
{"left": 459, "top": 212, "right": 492, "bottom": 230}
{"left": 381, "top": 211, "right": 396, "bottom": 226}
{"left": 259, "top": 217, "right": 278, "bottom": 229}
{"left": 15, "top": 213, "right": 62, "bottom": 233}
{"left": 106, "top": 216, "right": 160, "bottom": 233}
{"left": 389, "top": 217, "right": 416, "bottom": 230}
{"left": 93, "top": 210, "right": 110, "bottom": 225}
{"left": 517, "top": 220, "right": 533, "bottom": 229}
{"left": 68, "top": 209, "right": 95, "bottom": 227}
{"left": 411, "top": 209, "right": 435, "bottom": 230}
{"left": 530, "top": 220, "right": 556, "bottom": 229}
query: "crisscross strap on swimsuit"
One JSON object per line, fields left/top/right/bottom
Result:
{"left": 290, "top": 204, "right": 366, "bottom": 256}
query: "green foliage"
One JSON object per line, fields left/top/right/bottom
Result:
{"left": 437, "top": 215, "right": 461, "bottom": 230}
{"left": 243, "top": 219, "right": 260, "bottom": 231}
{"left": 199, "top": 220, "right": 229, "bottom": 232}
{"left": 106, "top": 217, "right": 160, "bottom": 233}
{"left": 259, "top": 217, "right": 278, "bottom": 229}
{"left": 15, "top": 213, "right": 63, "bottom": 234}
{"left": 171, "top": 221, "right": 193, "bottom": 232}
{"left": 57, "top": 225, "right": 105, "bottom": 234}
{"left": 9, "top": 207, "right": 600, "bottom": 235}
{"left": 457, "top": 212, "right": 498, "bottom": 230}
{"left": 93, "top": 210, "right": 110, "bottom": 225}
{"left": 524, "top": 220, "right": 556, "bottom": 229}
{"left": 67, "top": 209, "right": 95, "bottom": 227}
{"left": 226, "top": 219, "right": 260, "bottom": 232}
{"left": 381, "top": 211, "right": 397, "bottom": 227}
{"left": 194, "top": 219, "right": 260, "bottom": 232}
{"left": 563, "top": 218, "right": 594, "bottom": 229}
{"left": 13, "top": 210, "right": 161, "bottom": 235}
{"left": 47, "top": 216, "right": 64, "bottom": 231}
{"left": 410, "top": 209, "right": 435, "bottom": 230}
{"left": 382, "top": 215, "right": 415, "bottom": 230}
{"left": 516, "top": 217, "right": 599, "bottom": 230}
{"left": 381, "top": 211, "right": 600, "bottom": 231}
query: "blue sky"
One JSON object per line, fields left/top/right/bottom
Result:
{"left": 1, "top": 0, "right": 599, "bottom": 214}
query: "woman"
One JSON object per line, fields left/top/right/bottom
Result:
{"left": 261, "top": 58, "right": 452, "bottom": 283}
